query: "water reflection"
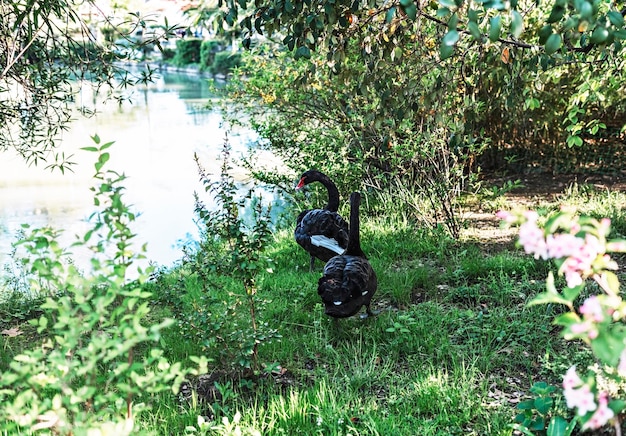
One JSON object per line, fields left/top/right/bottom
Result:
{"left": 0, "top": 70, "right": 264, "bottom": 273}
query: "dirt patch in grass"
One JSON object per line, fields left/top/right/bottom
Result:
{"left": 492, "top": 172, "right": 626, "bottom": 203}
{"left": 461, "top": 172, "right": 626, "bottom": 250}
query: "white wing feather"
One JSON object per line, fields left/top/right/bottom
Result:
{"left": 310, "top": 235, "right": 346, "bottom": 255}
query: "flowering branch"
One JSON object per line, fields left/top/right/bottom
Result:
{"left": 499, "top": 207, "right": 626, "bottom": 432}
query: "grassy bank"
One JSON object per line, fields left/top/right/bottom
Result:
{"left": 2, "top": 176, "right": 626, "bottom": 435}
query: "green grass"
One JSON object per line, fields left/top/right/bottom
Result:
{"left": 1, "top": 182, "right": 624, "bottom": 434}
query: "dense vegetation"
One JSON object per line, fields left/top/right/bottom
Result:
{"left": 2, "top": 138, "right": 626, "bottom": 434}
{"left": 2, "top": 0, "right": 626, "bottom": 434}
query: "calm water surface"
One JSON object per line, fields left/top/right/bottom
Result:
{"left": 0, "top": 70, "right": 266, "bottom": 272}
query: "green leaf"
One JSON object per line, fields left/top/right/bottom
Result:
{"left": 528, "top": 272, "right": 573, "bottom": 307}
{"left": 100, "top": 141, "right": 115, "bottom": 151}
{"left": 403, "top": 4, "right": 417, "bottom": 20}
{"left": 488, "top": 16, "right": 501, "bottom": 42}
{"left": 534, "top": 396, "right": 553, "bottom": 415}
{"left": 590, "top": 26, "right": 609, "bottom": 44}
{"left": 546, "top": 416, "right": 568, "bottom": 436}
{"left": 590, "top": 330, "right": 624, "bottom": 365}
{"left": 608, "top": 11, "right": 625, "bottom": 27}
{"left": 443, "top": 30, "right": 460, "bottom": 46}
{"left": 614, "top": 29, "right": 626, "bottom": 40}
{"left": 538, "top": 25, "right": 553, "bottom": 44}
{"left": 294, "top": 45, "right": 311, "bottom": 59}
{"left": 448, "top": 13, "right": 459, "bottom": 29}
{"left": 604, "top": 271, "right": 620, "bottom": 295}
{"left": 530, "top": 417, "right": 546, "bottom": 431}
{"left": 468, "top": 22, "right": 481, "bottom": 39}
{"left": 517, "top": 399, "right": 536, "bottom": 410}
{"left": 547, "top": 5, "right": 565, "bottom": 23}
{"left": 439, "top": 41, "right": 454, "bottom": 58}
{"left": 35, "top": 237, "right": 49, "bottom": 249}
{"left": 225, "top": 11, "right": 235, "bottom": 26}
{"left": 608, "top": 399, "right": 626, "bottom": 415}
{"left": 530, "top": 381, "right": 551, "bottom": 393}
{"left": 437, "top": 7, "right": 450, "bottom": 17}
{"left": 554, "top": 312, "right": 581, "bottom": 328}
{"left": 99, "top": 152, "right": 110, "bottom": 166}
{"left": 392, "top": 46, "right": 403, "bottom": 61}
{"left": 561, "top": 284, "right": 583, "bottom": 302}
{"left": 544, "top": 33, "right": 562, "bottom": 54}
{"left": 511, "top": 10, "right": 524, "bottom": 38}
{"left": 439, "top": 0, "right": 457, "bottom": 8}
{"left": 566, "top": 135, "right": 583, "bottom": 147}
{"left": 580, "top": 1, "right": 593, "bottom": 19}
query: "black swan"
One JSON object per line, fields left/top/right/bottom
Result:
{"left": 294, "top": 170, "right": 349, "bottom": 271}
{"left": 317, "top": 191, "right": 378, "bottom": 319}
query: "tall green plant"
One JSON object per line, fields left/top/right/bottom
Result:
{"left": 0, "top": 136, "right": 202, "bottom": 434}
{"left": 185, "top": 136, "right": 278, "bottom": 373}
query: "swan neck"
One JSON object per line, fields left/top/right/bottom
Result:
{"left": 321, "top": 179, "right": 340, "bottom": 212}
{"left": 347, "top": 195, "right": 362, "bottom": 255}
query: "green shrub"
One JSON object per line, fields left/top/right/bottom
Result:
{"left": 177, "top": 137, "right": 278, "bottom": 372}
{"left": 173, "top": 38, "right": 202, "bottom": 66}
{"left": 210, "top": 51, "right": 241, "bottom": 76}
{"left": 0, "top": 136, "right": 205, "bottom": 434}
{"left": 200, "top": 39, "right": 225, "bottom": 71}
{"left": 161, "top": 47, "right": 176, "bottom": 61}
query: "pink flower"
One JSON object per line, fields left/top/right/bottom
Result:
{"left": 579, "top": 296, "right": 605, "bottom": 323}
{"left": 583, "top": 235, "right": 604, "bottom": 260}
{"left": 496, "top": 210, "right": 515, "bottom": 223}
{"left": 523, "top": 210, "right": 539, "bottom": 222}
{"left": 582, "top": 391, "right": 614, "bottom": 430}
{"left": 563, "top": 366, "right": 582, "bottom": 390}
{"left": 564, "top": 384, "right": 597, "bottom": 416}
{"left": 546, "top": 233, "right": 584, "bottom": 259}
{"left": 569, "top": 320, "right": 598, "bottom": 339}
{"left": 606, "top": 240, "right": 626, "bottom": 253}
{"left": 519, "top": 220, "right": 548, "bottom": 260}
{"left": 564, "top": 268, "right": 583, "bottom": 288}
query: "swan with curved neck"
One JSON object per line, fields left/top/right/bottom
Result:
{"left": 317, "top": 191, "right": 378, "bottom": 319}
{"left": 294, "top": 170, "right": 349, "bottom": 272}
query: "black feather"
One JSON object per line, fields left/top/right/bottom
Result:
{"left": 294, "top": 170, "right": 349, "bottom": 271}
{"left": 317, "top": 192, "right": 377, "bottom": 318}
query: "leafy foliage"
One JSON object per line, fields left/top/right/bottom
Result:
{"left": 209, "top": 51, "right": 242, "bottom": 76}
{"left": 0, "top": 0, "right": 180, "bottom": 169}
{"left": 513, "top": 381, "right": 578, "bottom": 435}
{"left": 219, "top": 0, "right": 625, "bottom": 60}
{"left": 217, "top": 0, "right": 625, "bottom": 177}
{"left": 178, "top": 136, "right": 279, "bottom": 372}
{"left": 173, "top": 38, "right": 203, "bottom": 66}
{"left": 0, "top": 136, "right": 202, "bottom": 434}
{"left": 228, "top": 44, "right": 477, "bottom": 236}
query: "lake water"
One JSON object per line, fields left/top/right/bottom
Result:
{"left": 0, "top": 69, "right": 274, "bottom": 274}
